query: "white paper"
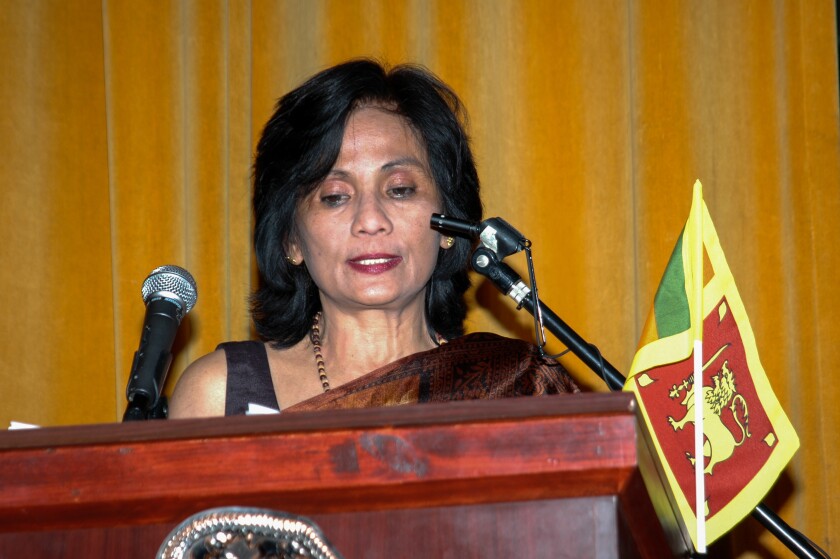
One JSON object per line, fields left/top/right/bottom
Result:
{"left": 8, "top": 421, "right": 40, "bottom": 430}
{"left": 246, "top": 403, "right": 280, "bottom": 415}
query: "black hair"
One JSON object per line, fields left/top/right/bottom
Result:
{"left": 251, "top": 59, "right": 482, "bottom": 347}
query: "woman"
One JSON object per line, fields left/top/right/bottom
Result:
{"left": 169, "top": 60, "right": 576, "bottom": 418}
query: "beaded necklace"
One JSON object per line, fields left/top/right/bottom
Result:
{"left": 309, "top": 311, "right": 446, "bottom": 393}
{"left": 309, "top": 312, "right": 330, "bottom": 391}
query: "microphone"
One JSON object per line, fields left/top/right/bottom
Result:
{"left": 430, "top": 214, "right": 481, "bottom": 239}
{"left": 431, "top": 213, "right": 527, "bottom": 259}
{"left": 123, "top": 265, "right": 198, "bottom": 421}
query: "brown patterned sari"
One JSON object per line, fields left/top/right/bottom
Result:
{"left": 286, "top": 332, "right": 579, "bottom": 413}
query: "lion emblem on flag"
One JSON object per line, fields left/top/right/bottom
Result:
{"left": 667, "top": 361, "right": 751, "bottom": 474}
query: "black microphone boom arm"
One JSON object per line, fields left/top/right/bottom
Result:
{"left": 471, "top": 247, "right": 625, "bottom": 391}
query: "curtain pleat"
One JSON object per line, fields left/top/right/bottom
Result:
{"left": 0, "top": 0, "right": 837, "bottom": 554}
{"left": 0, "top": 1, "right": 115, "bottom": 424}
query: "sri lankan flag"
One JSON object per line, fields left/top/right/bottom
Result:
{"left": 624, "top": 181, "right": 799, "bottom": 551}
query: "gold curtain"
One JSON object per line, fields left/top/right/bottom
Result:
{"left": 0, "top": 1, "right": 837, "bottom": 555}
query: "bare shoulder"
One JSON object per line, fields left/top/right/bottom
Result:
{"left": 168, "top": 349, "right": 228, "bottom": 419}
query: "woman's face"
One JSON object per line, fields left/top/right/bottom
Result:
{"left": 289, "top": 106, "right": 450, "bottom": 314}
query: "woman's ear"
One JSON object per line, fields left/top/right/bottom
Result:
{"left": 439, "top": 235, "right": 455, "bottom": 250}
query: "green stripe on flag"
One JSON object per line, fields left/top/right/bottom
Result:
{"left": 653, "top": 231, "right": 691, "bottom": 338}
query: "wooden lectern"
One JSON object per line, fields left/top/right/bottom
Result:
{"left": 0, "top": 393, "right": 690, "bottom": 557}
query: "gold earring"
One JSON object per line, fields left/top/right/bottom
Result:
{"left": 286, "top": 255, "right": 298, "bottom": 266}
{"left": 445, "top": 236, "right": 455, "bottom": 248}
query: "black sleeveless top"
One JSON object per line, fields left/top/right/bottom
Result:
{"left": 218, "top": 341, "right": 280, "bottom": 415}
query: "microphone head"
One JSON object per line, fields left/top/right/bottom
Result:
{"left": 141, "top": 265, "right": 198, "bottom": 314}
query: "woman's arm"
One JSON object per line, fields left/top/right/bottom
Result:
{"left": 167, "top": 350, "right": 228, "bottom": 418}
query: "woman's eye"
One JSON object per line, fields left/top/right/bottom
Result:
{"left": 320, "top": 193, "right": 348, "bottom": 207}
{"left": 388, "top": 185, "right": 416, "bottom": 199}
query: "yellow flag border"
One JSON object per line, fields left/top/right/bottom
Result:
{"left": 697, "top": 200, "right": 799, "bottom": 543}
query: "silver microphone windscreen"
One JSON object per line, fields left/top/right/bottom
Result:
{"left": 141, "top": 265, "right": 198, "bottom": 315}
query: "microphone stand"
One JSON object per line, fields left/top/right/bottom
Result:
{"left": 470, "top": 246, "right": 827, "bottom": 559}
{"left": 122, "top": 394, "right": 168, "bottom": 421}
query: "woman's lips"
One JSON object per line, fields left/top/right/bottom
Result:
{"left": 347, "top": 254, "right": 402, "bottom": 274}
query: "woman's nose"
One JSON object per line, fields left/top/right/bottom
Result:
{"left": 352, "top": 193, "right": 393, "bottom": 235}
